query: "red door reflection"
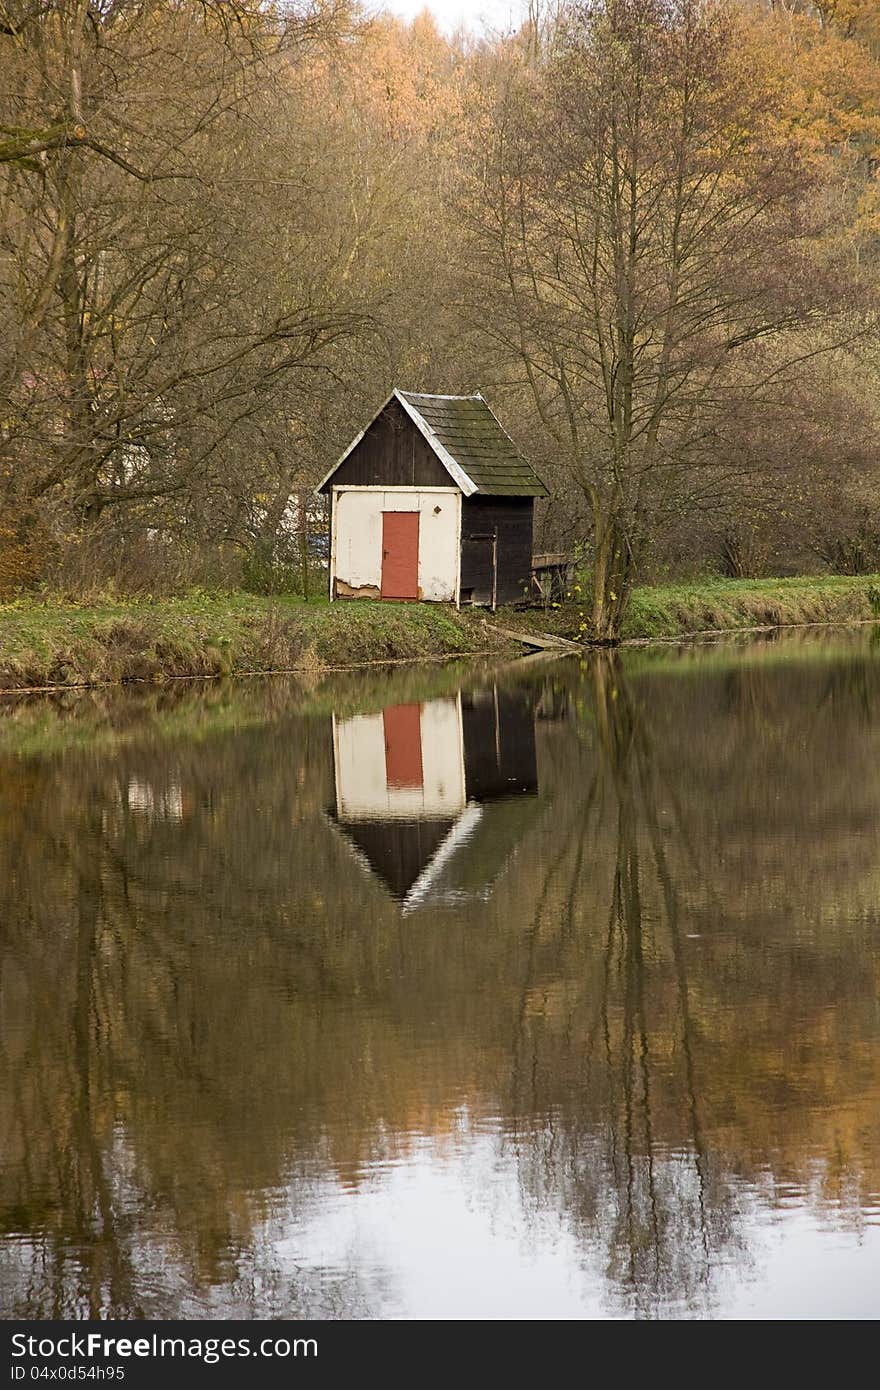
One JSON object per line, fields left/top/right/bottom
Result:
{"left": 383, "top": 703, "right": 424, "bottom": 788}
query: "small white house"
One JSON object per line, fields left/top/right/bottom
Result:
{"left": 327, "top": 685, "right": 541, "bottom": 910}
{"left": 317, "top": 389, "right": 548, "bottom": 607}
{"left": 333, "top": 697, "right": 466, "bottom": 822}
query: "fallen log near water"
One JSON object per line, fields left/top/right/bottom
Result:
{"left": 484, "top": 623, "right": 582, "bottom": 652}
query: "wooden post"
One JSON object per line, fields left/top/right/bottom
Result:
{"left": 491, "top": 528, "right": 498, "bottom": 612}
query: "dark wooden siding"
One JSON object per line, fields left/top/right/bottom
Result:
{"left": 459, "top": 496, "right": 534, "bottom": 606}
{"left": 323, "top": 399, "right": 451, "bottom": 491}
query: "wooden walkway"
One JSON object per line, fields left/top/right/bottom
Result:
{"left": 531, "top": 553, "right": 575, "bottom": 603}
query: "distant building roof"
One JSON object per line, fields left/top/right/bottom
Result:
{"left": 318, "top": 389, "right": 549, "bottom": 498}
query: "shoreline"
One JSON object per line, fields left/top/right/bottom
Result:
{"left": 0, "top": 576, "right": 878, "bottom": 693}
{"left": 621, "top": 614, "right": 880, "bottom": 647}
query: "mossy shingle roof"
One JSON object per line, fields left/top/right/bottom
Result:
{"left": 397, "top": 391, "right": 548, "bottom": 497}
{"left": 319, "top": 389, "right": 548, "bottom": 497}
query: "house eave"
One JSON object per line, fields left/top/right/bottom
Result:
{"left": 392, "top": 389, "right": 478, "bottom": 496}
{"left": 316, "top": 387, "right": 547, "bottom": 498}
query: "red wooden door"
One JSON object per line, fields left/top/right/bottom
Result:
{"left": 383, "top": 703, "right": 424, "bottom": 788}
{"left": 381, "top": 511, "right": 420, "bottom": 600}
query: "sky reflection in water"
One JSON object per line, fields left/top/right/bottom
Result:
{"left": 1, "top": 631, "right": 880, "bottom": 1318}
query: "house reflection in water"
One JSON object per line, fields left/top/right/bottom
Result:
{"left": 328, "top": 685, "right": 540, "bottom": 910}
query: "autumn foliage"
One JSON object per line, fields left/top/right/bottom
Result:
{"left": 1, "top": 2, "right": 880, "bottom": 627}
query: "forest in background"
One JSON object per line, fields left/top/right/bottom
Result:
{"left": 3, "top": 0, "right": 880, "bottom": 636}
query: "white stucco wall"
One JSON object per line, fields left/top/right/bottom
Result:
{"left": 331, "top": 486, "right": 461, "bottom": 601}
{"left": 333, "top": 697, "right": 466, "bottom": 820}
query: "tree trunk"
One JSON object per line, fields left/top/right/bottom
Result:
{"left": 591, "top": 507, "right": 633, "bottom": 643}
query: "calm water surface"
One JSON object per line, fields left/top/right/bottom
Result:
{"left": 2, "top": 632, "right": 880, "bottom": 1319}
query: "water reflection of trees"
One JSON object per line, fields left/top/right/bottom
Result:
{"left": 506, "top": 648, "right": 880, "bottom": 1313}
{"left": 508, "top": 656, "right": 737, "bottom": 1315}
{"left": 1, "top": 645, "right": 880, "bottom": 1316}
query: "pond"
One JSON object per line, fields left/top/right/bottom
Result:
{"left": 1, "top": 630, "right": 879, "bottom": 1319}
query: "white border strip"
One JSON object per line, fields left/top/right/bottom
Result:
{"left": 393, "top": 390, "right": 478, "bottom": 496}
{"left": 315, "top": 389, "right": 484, "bottom": 496}
{"left": 401, "top": 801, "right": 484, "bottom": 914}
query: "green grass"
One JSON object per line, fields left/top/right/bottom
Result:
{"left": 1, "top": 575, "right": 878, "bottom": 691}
{"left": 0, "top": 682, "right": 281, "bottom": 760}
{"left": 0, "top": 590, "right": 511, "bottom": 691}
{"left": 504, "top": 573, "right": 880, "bottom": 642}
{"left": 620, "top": 574, "right": 880, "bottom": 640}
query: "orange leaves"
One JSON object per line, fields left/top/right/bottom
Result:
{"left": 0, "top": 510, "right": 48, "bottom": 599}
{"left": 299, "top": 13, "right": 464, "bottom": 147}
{"left": 752, "top": 8, "right": 880, "bottom": 162}
{"left": 729, "top": 5, "right": 880, "bottom": 267}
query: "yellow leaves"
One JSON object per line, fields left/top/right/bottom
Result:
{"left": 301, "top": 13, "right": 463, "bottom": 148}
{"left": 757, "top": 10, "right": 880, "bottom": 161}
{"left": 855, "top": 175, "right": 880, "bottom": 228}
{"left": 815, "top": 0, "right": 880, "bottom": 55}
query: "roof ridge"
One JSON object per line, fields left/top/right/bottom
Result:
{"left": 317, "top": 387, "right": 548, "bottom": 497}
{"left": 398, "top": 389, "right": 483, "bottom": 401}
{"left": 393, "top": 390, "right": 477, "bottom": 495}
{"left": 397, "top": 389, "right": 547, "bottom": 497}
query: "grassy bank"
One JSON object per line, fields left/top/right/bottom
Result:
{"left": 502, "top": 573, "right": 880, "bottom": 643}
{"left": 0, "top": 592, "right": 510, "bottom": 691}
{"left": 0, "top": 575, "right": 877, "bottom": 690}
{"left": 622, "top": 574, "right": 880, "bottom": 640}
{"left": 0, "top": 624, "right": 874, "bottom": 762}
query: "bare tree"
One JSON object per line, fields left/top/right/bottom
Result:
{"left": 0, "top": 1, "right": 367, "bottom": 558}
{"left": 465, "top": 0, "right": 861, "bottom": 638}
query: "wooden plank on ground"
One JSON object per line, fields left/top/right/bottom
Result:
{"left": 485, "top": 623, "right": 582, "bottom": 652}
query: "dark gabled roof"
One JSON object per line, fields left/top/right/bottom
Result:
{"left": 327, "top": 813, "right": 456, "bottom": 900}
{"left": 326, "top": 792, "right": 541, "bottom": 911}
{"left": 397, "top": 392, "right": 548, "bottom": 498}
{"left": 403, "top": 792, "right": 540, "bottom": 911}
{"left": 317, "top": 390, "right": 549, "bottom": 498}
